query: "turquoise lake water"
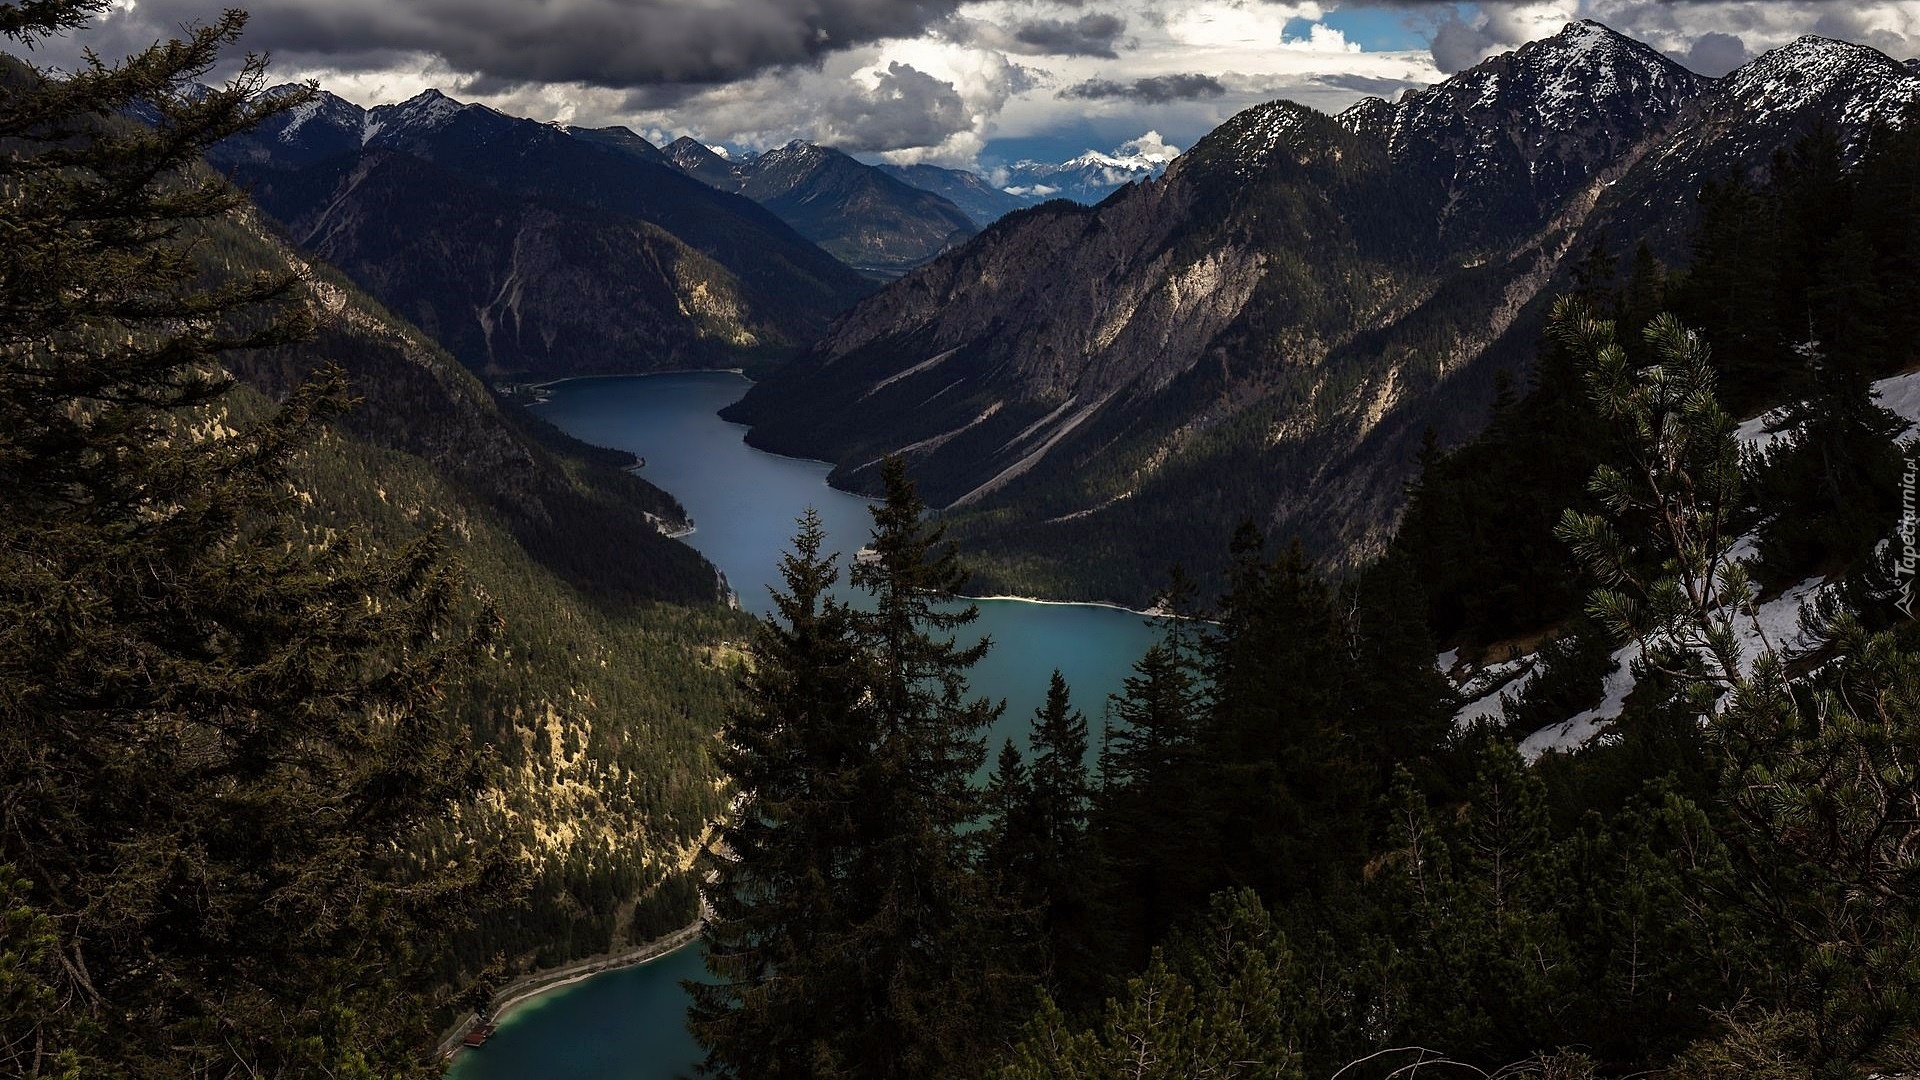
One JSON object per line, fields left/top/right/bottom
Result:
{"left": 448, "top": 371, "right": 1161, "bottom": 1080}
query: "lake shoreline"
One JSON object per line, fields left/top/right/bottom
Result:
{"left": 514, "top": 376, "right": 1170, "bottom": 618}
{"left": 439, "top": 921, "right": 703, "bottom": 1062}
{"left": 526, "top": 368, "right": 749, "bottom": 391}
{"left": 962, "top": 593, "right": 1165, "bottom": 619}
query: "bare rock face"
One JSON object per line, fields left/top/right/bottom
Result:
{"left": 724, "top": 22, "right": 1920, "bottom": 605}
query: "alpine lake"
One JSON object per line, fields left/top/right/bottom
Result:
{"left": 449, "top": 371, "right": 1162, "bottom": 1080}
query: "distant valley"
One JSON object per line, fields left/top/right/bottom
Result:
{"left": 211, "top": 89, "right": 1171, "bottom": 380}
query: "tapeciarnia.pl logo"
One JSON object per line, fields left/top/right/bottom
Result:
{"left": 1900, "top": 453, "right": 1918, "bottom": 620}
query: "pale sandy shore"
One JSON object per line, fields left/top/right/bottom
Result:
{"left": 962, "top": 593, "right": 1166, "bottom": 618}
{"left": 437, "top": 920, "right": 703, "bottom": 1060}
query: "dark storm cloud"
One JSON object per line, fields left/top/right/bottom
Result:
{"left": 1013, "top": 13, "right": 1129, "bottom": 57}
{"left": 941, "top": 12, "right": 1130, "bottom": 58}
{"left": 1312, "top": 72, "right": 1427, "bottom": 95}
{"left": 67, "top": 0, "right": 971, "bottom": 86}
{"left": 826, "top": 61, "right": 973, "bottom": 151}
{"left": 1681, "top": 30, "right": 1748, "bottom": 74}
{"left": 1063, "top": 72, "right": 1227, "bottom": 102}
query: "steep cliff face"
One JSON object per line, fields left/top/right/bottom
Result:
{"left": 724, "top": 22, "right": 1919, "bottom": 604}
{"left": 214, "top": 89, "right": 872, "bottom": 379}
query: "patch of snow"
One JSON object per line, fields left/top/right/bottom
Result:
{"left": 1452, "top": 656, "right": 1536, "bottom": 733}
{"left": 1874, "top": 369, "right": 1920, "bottom": 438}
{"left": 277, "top": 96, "right": 324, "bottom": 143}
{"left": 1738, "top": 576, "right": 1827, "bottom": 669}
{"left": 1516, "top": 573, "right": 1831, "bottom": 760}
{"left": 1736, "top": 369, "right": 1920, "bottom": 455}
{"left": 1519, "top": 643, "right": 1633, "bottom": 760}
{"left": 1725, "top": 530, "right": 1761, "bottom": 567}
{"left": 1734, "top": 405, "right": 1794, "bottom": 451}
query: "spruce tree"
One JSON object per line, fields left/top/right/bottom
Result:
{"left": 987, "top": 671, "right": 1097, "bottom": 1007}
{"left": 690, "top": 510, "right": 867, "bottom": 1079}
{"left": 839, "top": 457, "right": 1000, "bottom": 1077}
{"left": 0, "top": 5, "right": 499, "bottom": 1075}
{"left": 1024, "top": 670, "right": 1095, "bottom": 997}
{"left": 1094, "top": 637, "right": 1205, "bottom": 963}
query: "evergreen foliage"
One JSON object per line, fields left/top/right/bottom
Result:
{"left": 0, "top": 5, "right": 506, "bottom": 1074}
{"left": 694, "top": 461, "right": 1003, "bottom": 1080}
{"left": 690, "top": 510, "right": 866, "bottom": 1078}
{"left": 993, "top": 292, "right": 1920, "bottom": 1079}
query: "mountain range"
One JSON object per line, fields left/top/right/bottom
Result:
{"left": 875, "top": 162, "right": 1041, "bottom": 227}
{"left": 210, "top": 84, "right": 1170, "bottom": 379}
{"left": 212, "top": 88, "right": 874, "bottom": 380}
{"left": 995, "top": 147, "right": 1175, "bottom": 204}
{"left": 662, "top": 137, "right": 978, "bottom": 271}
{"left": 721, "top": 21, "right": 1920, "bottom": 605}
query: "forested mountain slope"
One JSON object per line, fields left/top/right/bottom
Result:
{"left": 205, "top": 194, "right": 748, "bottom": 972}
{"left": 724, "top": 21, "right": 1918, "bottom": 605}
{"left": 1, "top": 17, "right": 753, "bottom": 1073}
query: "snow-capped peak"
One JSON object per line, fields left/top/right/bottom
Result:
{"left": 260, "top": 85, "right": 363, "bottom": 147}
{"left": 1377, "top": 16, "right": 1712, "bottom": 181}
{"left": 1336, "top": 96, "right": 1394, "bottom": 140}
{"left": 363, "top": 89, "right": 471, "bottom": 145}
{"left": 1553, "top": 18, "right": 1625, "bottom": 55}
{"left": 761, "top": 139, "right": 826, "bottom": 162}
{"left": 1720, "top": 34, "right": 1920, "bottom": 139}
{"left": 993, "top": 141, "right": 1173, "bottom": 204}
{"left": 1727, "top": 34, "right": 1915, "bottom": 98}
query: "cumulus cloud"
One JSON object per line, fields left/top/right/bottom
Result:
{"left": 1429, "top": 15, "right": 1504, "bottom": 72}
{"left": 1063, "top": 72, "right": 1228, "bottom": 102}
{"left": 1417, "top": 2, "right": 1577, "bottom": 71}
{"left": 1117, "top": 130, "right": 1182, "bottom": 163}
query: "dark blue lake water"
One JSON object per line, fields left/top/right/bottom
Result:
{"left": 448, "top": 371, "right": 1160, "bottom": 1080}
